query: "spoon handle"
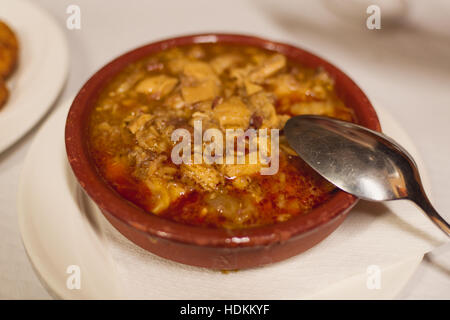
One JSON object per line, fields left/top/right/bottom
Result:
{"left": 413, "top": 193, "right": 450, "bottom": 237}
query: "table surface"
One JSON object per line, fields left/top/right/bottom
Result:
{"left": 0, "top": 0, "right": 449, "bottom": 299}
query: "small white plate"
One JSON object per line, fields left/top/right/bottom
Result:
{"left": 0, "top": 0, "right": 68, "bottom": 153}
{"left": 18, "top": 98, "right": 429, "bottom": 299}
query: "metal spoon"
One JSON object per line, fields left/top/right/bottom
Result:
{"left": 284, "top": 115, "right": 450, "bottom": 237}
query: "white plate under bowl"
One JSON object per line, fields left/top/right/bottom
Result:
{"left": 0, "top": 0, "right": 68, "bottom": 153}
{"left": 18, "top": 99, "right": 427, "bottom": 299}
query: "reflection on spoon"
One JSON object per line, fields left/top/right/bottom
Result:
{"left": 284, "top": 115, "right": 450, "bottom": 236}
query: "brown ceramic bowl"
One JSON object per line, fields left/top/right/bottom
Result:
{"left": 65, "top": 33, "right": 380, "bottom": 270}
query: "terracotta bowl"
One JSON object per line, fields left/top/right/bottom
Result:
{"left": 65, "top": 33, "right": 380, "bottom": 270}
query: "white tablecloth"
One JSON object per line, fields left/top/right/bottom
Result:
{"left": 0, "top": 0, "right": 449, "bottom": 299}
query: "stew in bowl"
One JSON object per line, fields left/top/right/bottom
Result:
{"left": 66, "top": 34, "right": 380, "bottom": 269}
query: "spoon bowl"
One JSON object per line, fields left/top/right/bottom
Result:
{"left": 284, "top": 115, "right": 450, "bottom": 236}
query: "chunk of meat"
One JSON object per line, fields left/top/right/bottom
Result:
{"left": 231, "top": 176, "right": 251, "bottom": 189}
{"left": 213, "top": 96, "right": 251, "bottom": 130}
{"left": 229, "top": 65, "right": 253, "bottom": 86}
{"left": 131, "top": 117, "right": 172, "bottom": 154}
{"left": 222, "top": 152, "right": 263, "bottom": 178}
{"left": 186, "top": 45, "right": 205, "bottom": 59}
{"left": 127, "top": 114, "right": 152, "bottom": 134}
{"left": 244, "top": 80, "right": 262, "bottom": 95}
{"left": 167, "top": 182, "right": 187, "bottom": 201}
{"left": 145, "top": 177, "right": 187, "bottom": 214}
{"left": 267, "top": 74, "right": 303, "bottom": 96}
{"left": 205, "top": 193, "right": 256, "bottom": 226}
{"left": 183, "top": 61, "right": 217, "bottom": 82}
{"left": 181, "top": 164, "right": 223, "bottom": 191}
{"left": 127, "top": 146, "right": 152, "bottom": 172}
{"left": 167, "top": 57, "right": 190, "bottom": 74}
{"left": 135, "top": 75, "right": 178, "bottom": 99}
{"left": 290, "top": 101, "right": 334, "bottom": 116}
{"left": 224, "top": 162, "right": 263, "bottom": 178}
{"left": 136, "top": 127, "right": 168, "bottom": 153}
{"left": 116, "top": 70, "right": 146, "bottom": 94}
{"left": 249, "top": 92, "right": 279, "bottom": 128}
{"left": 144, "top": 177, "right": 171, "bottom": 213}
{"left": 165, "top": 93, "right": 185, "bottom": 110}
{"left": 210, "top": 54, "right": 241, "bottom": 74}
{"left": 188, "top": 103, "right": 220, "bottom": 129}
{"left": 248, "top": 54, "right": 286, "bottom": 84}
{"left": 182, "top": 79, "right": 220, "bottom": 104}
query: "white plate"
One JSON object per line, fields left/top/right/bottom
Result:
{"left": 18, "top": 99, "right": 427, "bottom": 299}
{"left": 0, "top": 0, "right": 68, "bottom": 153}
